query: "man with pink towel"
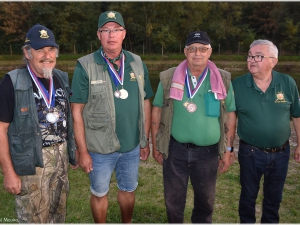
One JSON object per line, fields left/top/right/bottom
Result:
{"left": 151, "top": 31, "right": 236, "bottom": 223}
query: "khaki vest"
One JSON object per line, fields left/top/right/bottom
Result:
{"left": 156, "top": 67, "right": 231, "bottom": 159}
{"left": 78, "top": 51, "right": 147, "bottom": 154}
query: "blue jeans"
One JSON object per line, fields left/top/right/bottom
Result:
{"left": 88, "top": 145, "right": 140, "bottom": 197}
{"left": 238, "top": 141, "right": 290, "bottom": 223}
{"left": 163, "top": 137, "right": 219, "bottom": 223}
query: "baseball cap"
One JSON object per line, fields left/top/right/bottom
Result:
{"left": 98, "top": 11, "right": 125, "bottom": 28}
{"left": 185, "top": 31, "right": 210, "bottom": 46}
{"left": 24, "top": 24, "right": 58, "bottom": 50}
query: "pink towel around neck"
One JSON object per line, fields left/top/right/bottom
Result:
{"left": 169, "top": 59, "right": 227, "bottom": 100}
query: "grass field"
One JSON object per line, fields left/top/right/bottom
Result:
{"left": 0, "top": 54, "right": 300, "bottom": 223}
{"left": 1, "top": 137, "right": 300, "bottom": 223}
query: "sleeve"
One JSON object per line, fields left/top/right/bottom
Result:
{"left": 0, "top": 75, "right": 15, "bottom": 123}
{"left": 225, "top": 82, "right": 236, "bottom": 112}
{"left": 142, "top": 62, "right": 154, "bottom": 100}
{"left": 152, "top": 82, "right": 164, "bottom": 108}
{"left": 70, "top": 61, "right": 90, "bottom": 103}
{"left": 290, "top": 78, "right": 300, "bottom": 118}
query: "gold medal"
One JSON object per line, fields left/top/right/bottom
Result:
{"left": 183, "top": 101, "right": 189, "bottom": 108}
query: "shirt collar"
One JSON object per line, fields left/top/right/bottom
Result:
{"left": 246, "top": 70, "right": 281, "bottom": 88}
{"left": 94, "top": 47, "right": 134, "bottom": 66}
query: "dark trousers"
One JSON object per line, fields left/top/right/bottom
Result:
{"left": 238, "top": 142, "right": 290, "bottom": 223}
{"left": 163, "top": 137, "right": 219, "bottom": 223}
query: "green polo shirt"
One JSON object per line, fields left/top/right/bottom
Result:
{"left": 232, "top": 71, "right": 300, "bottom": 148}
{"left": 153, "top": 71, "right": 236, "bottom": 146}
{"left": 70, "top": 48, "right": 154, "bottom": 152}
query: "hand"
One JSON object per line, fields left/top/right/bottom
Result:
{"left": 4, "top": 172, "right": 21, "bottom": 195}
{"left": 140, "top": 144, "right": 150, "bottom": 161}
{"left": 218, "top": 151, "right": 231, "bottom": 173}
{"left": 152, "top": 148, "right": 163, "bottom": 165}
{"left": 294, "top": 146, "right": 300, "bottom": 162}
{"left": 78, "top": 151, "right": 93, "bottom": 173}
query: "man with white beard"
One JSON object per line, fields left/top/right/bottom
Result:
{"left": 0, "top": 24, "right": 76, "bottom": 223}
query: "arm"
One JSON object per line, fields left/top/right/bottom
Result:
{"left": 219, "top": 111, "right": 237, "bottom": 173}
{"left": 292, "top": 117, "right": 300, "bottom": 162}
{"left": 0, "top": 121, "right": 21, "bottom": 194}
{"left": 71, "top": 103, "right": 93, "bottom": 173}
{"left": 151, "top": 106, "right": 163, "bottom": 165}
{"left": 140, "top": 99, "right": 151, "bottom": 161}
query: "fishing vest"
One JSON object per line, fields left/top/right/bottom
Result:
{"left": 156, "top": 67, "right": 231, "bottom": 159}
{"left": 7, "top": 67, "right": 76, "bottom": 176}
{"left": 77, "top": 51, "right": 147, "bottom": 154}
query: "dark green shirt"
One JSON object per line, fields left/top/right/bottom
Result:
{"left": 232, "top": 71, "right": 300, "bottom": 148}
{"left": 71, "top": 48, "right": 154, "bottom": 152}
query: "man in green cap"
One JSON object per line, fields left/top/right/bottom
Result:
{"left": 70, "top": 11, "right": 153, "bottom": 223}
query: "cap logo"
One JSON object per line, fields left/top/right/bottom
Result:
{"left": 107, "top": 12, "right": 117, "bottom": 19}
{"left": 39, "top": 29, "right": 49, "bottom": 38}
{"left": 194, "top": 33, "right": 201, "bottom": 38}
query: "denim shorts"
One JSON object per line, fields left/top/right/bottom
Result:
{"left": 88, "top": 145, "right": 140, "bottom": 197}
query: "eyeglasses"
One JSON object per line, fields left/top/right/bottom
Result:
{"left": 186, "top": 46, "right": 211, "bottom": 53}
{"left": 246, "top": 55, "right": 275, "bottom": 62}
{"left": 99, "top": 28, "right": 125, "bottom": 35}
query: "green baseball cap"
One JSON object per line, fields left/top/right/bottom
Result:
{"left": 98, "top": 11, "right": 125, "bottom": 28}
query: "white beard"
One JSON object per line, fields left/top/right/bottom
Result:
{"left": 43, "top": 68, "right": 53, "bottom": 79}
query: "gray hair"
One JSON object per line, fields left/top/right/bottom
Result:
{"left": 22, "top": 45, "right": 59, "bottom": 63}
{"left": 250, "top": 40, "right": 278, "bottom": 58}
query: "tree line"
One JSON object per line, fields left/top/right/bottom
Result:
{"left": 0, "top": 2, "right": 300, "bottom": 55}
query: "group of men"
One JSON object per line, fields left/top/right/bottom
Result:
{"left": 0, "top": 10, "right": 299, "bottom": 224}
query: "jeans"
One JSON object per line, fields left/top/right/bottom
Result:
{"left": 238, "top": 141, "right": 290, "bottom": 223}
{"left": 163, "top": 137, "right": 219, "bottom": 223}
{"left": 89, "top": 144, "right": 140, "bottom": 197}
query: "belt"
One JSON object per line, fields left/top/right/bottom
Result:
{"left": 239, "top": 139, "right": 289, "bottom": 153}
{"left": 170, "top": 135, "right": 217, "bottom": 149}
{"left": 171, "top": 135, "right": 200, "bottom": 148}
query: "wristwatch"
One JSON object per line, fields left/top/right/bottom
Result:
{"left": 227, "top": 147, "right": 234, "bottom": 152}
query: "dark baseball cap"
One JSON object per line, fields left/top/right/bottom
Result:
{"left": 98, "top": 11, "right": 125, "bottom": 28}
{"left": 185, "top": 31, "right": 210, "bottom": 46}
{"left": 24, "top": 24, "right": 58, "bottom": 50}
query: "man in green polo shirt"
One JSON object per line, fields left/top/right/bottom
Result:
{"left": 70, "top": 11, "right": 153, "bottom": 223}
{"left": 151, "top": 31, "right": 236, "bottom": 223}
{"left": 232, "top": 39, "right": 300, "bottom": 223}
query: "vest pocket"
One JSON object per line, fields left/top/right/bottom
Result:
{"left": 10, "top": 133, "right": 35, "bottom": 175}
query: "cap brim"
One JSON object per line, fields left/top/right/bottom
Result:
{"left": 186, "top": 40, "right": 210, "bottom": 46}
{"left": 29, "top": 41, "right": 58, "bottom": 50}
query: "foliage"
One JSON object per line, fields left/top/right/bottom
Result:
{"left": 1, "top": 2, "right": 300, "bottom": 55}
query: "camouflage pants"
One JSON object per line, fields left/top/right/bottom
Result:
{"left": 15, "top": 142, "right": 69, "bottom": 223}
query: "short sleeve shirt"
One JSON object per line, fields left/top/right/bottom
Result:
{"left": 232, "top": 71, "right": 300, "bottom": 148}
{"left": 153, "top": 70, "right": 236, "bottom": 146}
{"left": 0, "top": 71, "right": 69, "bottom": 147}
{"left": 70, "top": 48, "right": 154, "bottom": 152}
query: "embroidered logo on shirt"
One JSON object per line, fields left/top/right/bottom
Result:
{"left": 130, "top": 71, "right": 137, "bottom": 81}
{"left": 275, "top": 91, "right": 287, "bottom": 103}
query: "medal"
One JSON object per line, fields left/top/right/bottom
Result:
{"left": 183, "top": 101, "right": 189, "bottom": 108}
{"left": 114, "top": 90, "right": 121, "bottom": 98}
{"left": 119, "top": 88, "right": 128, "bottom": 99}
{"left": 186, "top": 102, "right": 197, "bottom": 113}
{"left": 46, "top": 112, "right": 59, "bottom": 123}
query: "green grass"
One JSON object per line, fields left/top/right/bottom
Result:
{"left": 1, "top": 148, "right": 300, "bottom": 223}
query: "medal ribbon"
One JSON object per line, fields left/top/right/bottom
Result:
{"left": 101, "top": 51, "right": 124, "bottom": 87}
{"left": 185, "top": 66, "right": 208, "bottom": 99}
{"left": 27, "top": 64, "right": 55, "bottom": 108}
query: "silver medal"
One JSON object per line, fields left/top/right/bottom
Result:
{"left": 114, "top": 90, "right": 121, "bottom": 98}
{"left": 119, "top": 89, "right": 129, "bottom": 99}
{"left": 46, "top": 112, "right": 59, "bottom": 123}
